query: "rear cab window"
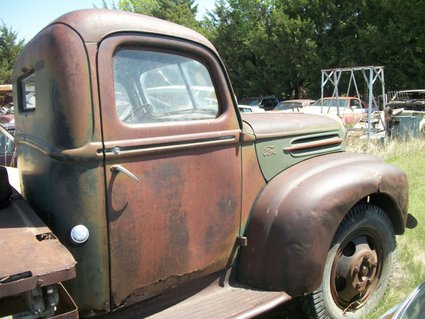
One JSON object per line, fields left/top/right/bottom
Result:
{"left": 19, "top": 72, "right": 36, "bottom": 111}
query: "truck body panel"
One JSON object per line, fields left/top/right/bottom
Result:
{"left": 13, "top": 22, "right": 109, "bottom": 314}
{"left": 241, "top": 112, "right": 346, "bottom": 180}
{"left": 0, "top": 187, "right": 76, "bottom": 298}
{"left": 98, "top": 30, "right": 243, "bottom": 308}
{"left": 239, "top": 152, "right": 408, "bottom": 295}
{"left": 5, "top": 8, "right": 412, "bottom": 319}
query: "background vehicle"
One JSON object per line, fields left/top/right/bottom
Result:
{"left": 0, "top": 85, "right": 15, "bottom": 166}
{"left": 274, "top": 99, "right": 315, "bottom": 112}
{"left": 238, "top": 105, "right": 266, "bottom": 113}
{"left": 1, "top": 9, "right": 414, "bottom": 319}
{"left": 302, "top": 96, "right": 369, "bottom": 126}
{"left": 0, "top": 122, "right": 15, "bottom": 166}
{"left": 388, "top": 90, "right": 425, "bottom": 111}
{"left": 239, "top": 96, "right": 279, "bottom": 111}
{"left": 379, "top": 282, "right": 425, "bottom": 319}
{"left": 387, "top": 90, "right": 425, "bottom": 136}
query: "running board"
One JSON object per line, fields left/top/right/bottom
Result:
{"left": 146, "top": 283, "right": 290, "bottom": 319}
{"left": 105, "top": 270, "right": 291, "bottom": 319}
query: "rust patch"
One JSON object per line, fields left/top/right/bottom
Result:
{"left": 0, "top": 189, "right": 76, "bottom": 298}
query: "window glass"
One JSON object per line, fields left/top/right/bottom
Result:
{"left": 351, "top": 99, "right": 361, "bottom": 108}
{"left": 113, "top": 49, "right": 219, "bottom": 124}
{"left": 21, "top": 73, "right": 36, "bottom": 111}
{"left": 0, "top": 133, "right": 14, "bottom": 155}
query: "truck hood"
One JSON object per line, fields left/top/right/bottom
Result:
{"left": 241, "top": 112, "right": 346, "bottom": 180}
{"left": 241, "top": 112, "right": 344, "bottom": 138}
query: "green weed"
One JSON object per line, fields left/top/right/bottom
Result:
{"left": 347, "top": 138, "right": 425, "bottom": 318}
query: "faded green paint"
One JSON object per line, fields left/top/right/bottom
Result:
{"left": 12, "top": 23, "right": 110, "bottom": 315}
{"left": 241, "top": 112, "right": 346, "bottom": 181}
{"left": 256, "top": 130, "right": 346, "bottom": 181}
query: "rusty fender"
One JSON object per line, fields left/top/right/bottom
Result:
{"left": 238, "top": 152, "right": 409, "bottom": 297}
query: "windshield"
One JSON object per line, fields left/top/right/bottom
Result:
{"left": 312, "top": 98, "right": 349, "bottom": 108}
{"left": 275, "top": 102, "right": 302, "bottom": 110}
{"left": 392, "top": 91, "right": 425, "bottom": 101}
{"left": 239, "top": 98, "right": 261, "bottom": 106}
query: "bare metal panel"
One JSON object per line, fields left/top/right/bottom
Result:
{"left": 0, "top": 189, "right": 76, "bottom": 298}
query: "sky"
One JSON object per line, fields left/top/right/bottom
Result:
{"left": 1, "top": 0, "right": 216, "bottom": 42}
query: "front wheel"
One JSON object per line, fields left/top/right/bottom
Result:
{"left": 303, "top": 204, "right": 396, "bottom": 319}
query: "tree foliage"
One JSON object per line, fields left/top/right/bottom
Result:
{"left": 0, "top": 22, "right": 24, "bottom": 84}
{"left": 99, "top": 0, "right": 425, "bottom": 99}
{"left": 118, "top": 0, "right": 201, "bottom": 31}
{"left": 205, "top": 0, "right": 425, "bottom": 99}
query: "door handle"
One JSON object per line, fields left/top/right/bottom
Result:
{"left": 110, "top": 165, "right": 140, "bottom": 183}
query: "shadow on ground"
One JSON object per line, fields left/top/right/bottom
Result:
{"left": 255, "top": 298, "right": 309, "bottom": 319}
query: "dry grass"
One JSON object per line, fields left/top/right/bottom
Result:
{"left": 262, "top": 137, "right": 425, "bottom": 318}
{"left": 347, "top": 137, "right": 425, "bottom": 318}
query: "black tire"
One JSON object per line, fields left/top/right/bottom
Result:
{"left": 302, "top": 204, "right": 396, "bottom": 319}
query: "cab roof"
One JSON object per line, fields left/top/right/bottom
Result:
{"left": 37, "top": 9, "right": 215, "bottom": 53}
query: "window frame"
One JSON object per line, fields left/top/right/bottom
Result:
{"left": 18, "top": 71, "right": 37, "bottom": 112}
{"left": 113, "top": 48, "right": 220, "bottom": 125}
{"left": 97, "top": 33, "right": 240, "bottom": 142}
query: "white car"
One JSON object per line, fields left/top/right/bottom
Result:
{"left": 301, "top": 97, "right": 369, "bottom": 126}
{"left": 274, "top": 99, "right": 315, "bottom": 111}
{"left": 238, "top": 105, "right": 266, "bottom": 113}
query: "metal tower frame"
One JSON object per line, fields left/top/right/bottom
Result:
{"left": 320, "top": 66, "right": 386, "bottom": 139}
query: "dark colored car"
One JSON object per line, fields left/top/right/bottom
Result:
{"left": 387, "top": 90, "right": 425, "bottom": 136}
{"left": 388, "top": 90, "right": 425, "bottom": 111}
{"left": 239, "top": 96, "right": 279, "bottom": 111}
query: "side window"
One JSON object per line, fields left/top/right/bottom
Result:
{"left": 20, "top": 73, "right": 36, "bottom": 111}
{"left": 113, "top": 49, "right": 219, "bottom": 124}
{"left": 0, "top": 132, "right": 14, "bottom": 155}
{"left": 263, "top": 99, "right": 275, "bottom": 108}
{"left": 351, "top": 99, "right": 361, "bottom": 109}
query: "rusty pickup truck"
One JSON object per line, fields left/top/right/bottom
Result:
{"left": 1, "top": 9, "right": 415, "bottom": 319}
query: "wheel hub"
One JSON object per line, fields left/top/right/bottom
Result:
{"left": 352, "top": 253, "right": 378, "bottom": 292}
{"left": 331, "top": 234, "right": 381, "bottom": 309}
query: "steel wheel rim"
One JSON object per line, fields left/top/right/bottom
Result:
{"left": 330, "top": 228, "right": 383, "bottom": 310}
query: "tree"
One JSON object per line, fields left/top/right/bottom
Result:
{"left": 118, "top": 0, "right": 201, "bottom": 31}
{"left": 0, "top": 22, "right": 24, "bottom": 84}
{"left": 119, "top": 0, "right": 425, "bottom": 97}
{"left": 206, "top": 0, "right": 276, "bottom": 98}
{"left": 268, "top": 4, "right": 320, "bottom": 99}
{"left": 360, "top": 0, "right": 425, "bottom": 90}
{"left": 117, "top": 0, "right": 159, "bottom": 15}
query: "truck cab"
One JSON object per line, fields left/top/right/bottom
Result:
{"left": 4, "top": 9, "right": 413, "bottom": 319}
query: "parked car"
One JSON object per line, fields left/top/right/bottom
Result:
{"left": 238, "top": 105, "right": 266, "bottom": 113}
{"left": 302, "top": 96, "right": 369, "bottom": 126}
{"left": 274, "top": 99, "right": 315, "bottom": 112}
{"left": 387, "top": 90, "right": 425, "bottom": 137}
{"left": 388, "top": 90, "right": 425, "bottom": 111}
{"left": 379, "top": 282, "right": 425, "bottom": 319}
{"left": 0, "top": 84, "right": 14, "bottom": 126}
{"left": 0, "top": 123, "right": 15, "bottom": 166}
{"left": 239, "top": 96, "right": 279, "bottom": 111}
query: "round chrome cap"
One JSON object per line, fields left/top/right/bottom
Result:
{"left": 70, "top": 224, "right": 89, "bottom": 244}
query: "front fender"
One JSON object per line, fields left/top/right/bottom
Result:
{"left": 238, "top": 152, "right": 408, "bottom": 297}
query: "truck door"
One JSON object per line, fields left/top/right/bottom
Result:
{"left": 97, "top": 34, "right": 242, "bottom": 307}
